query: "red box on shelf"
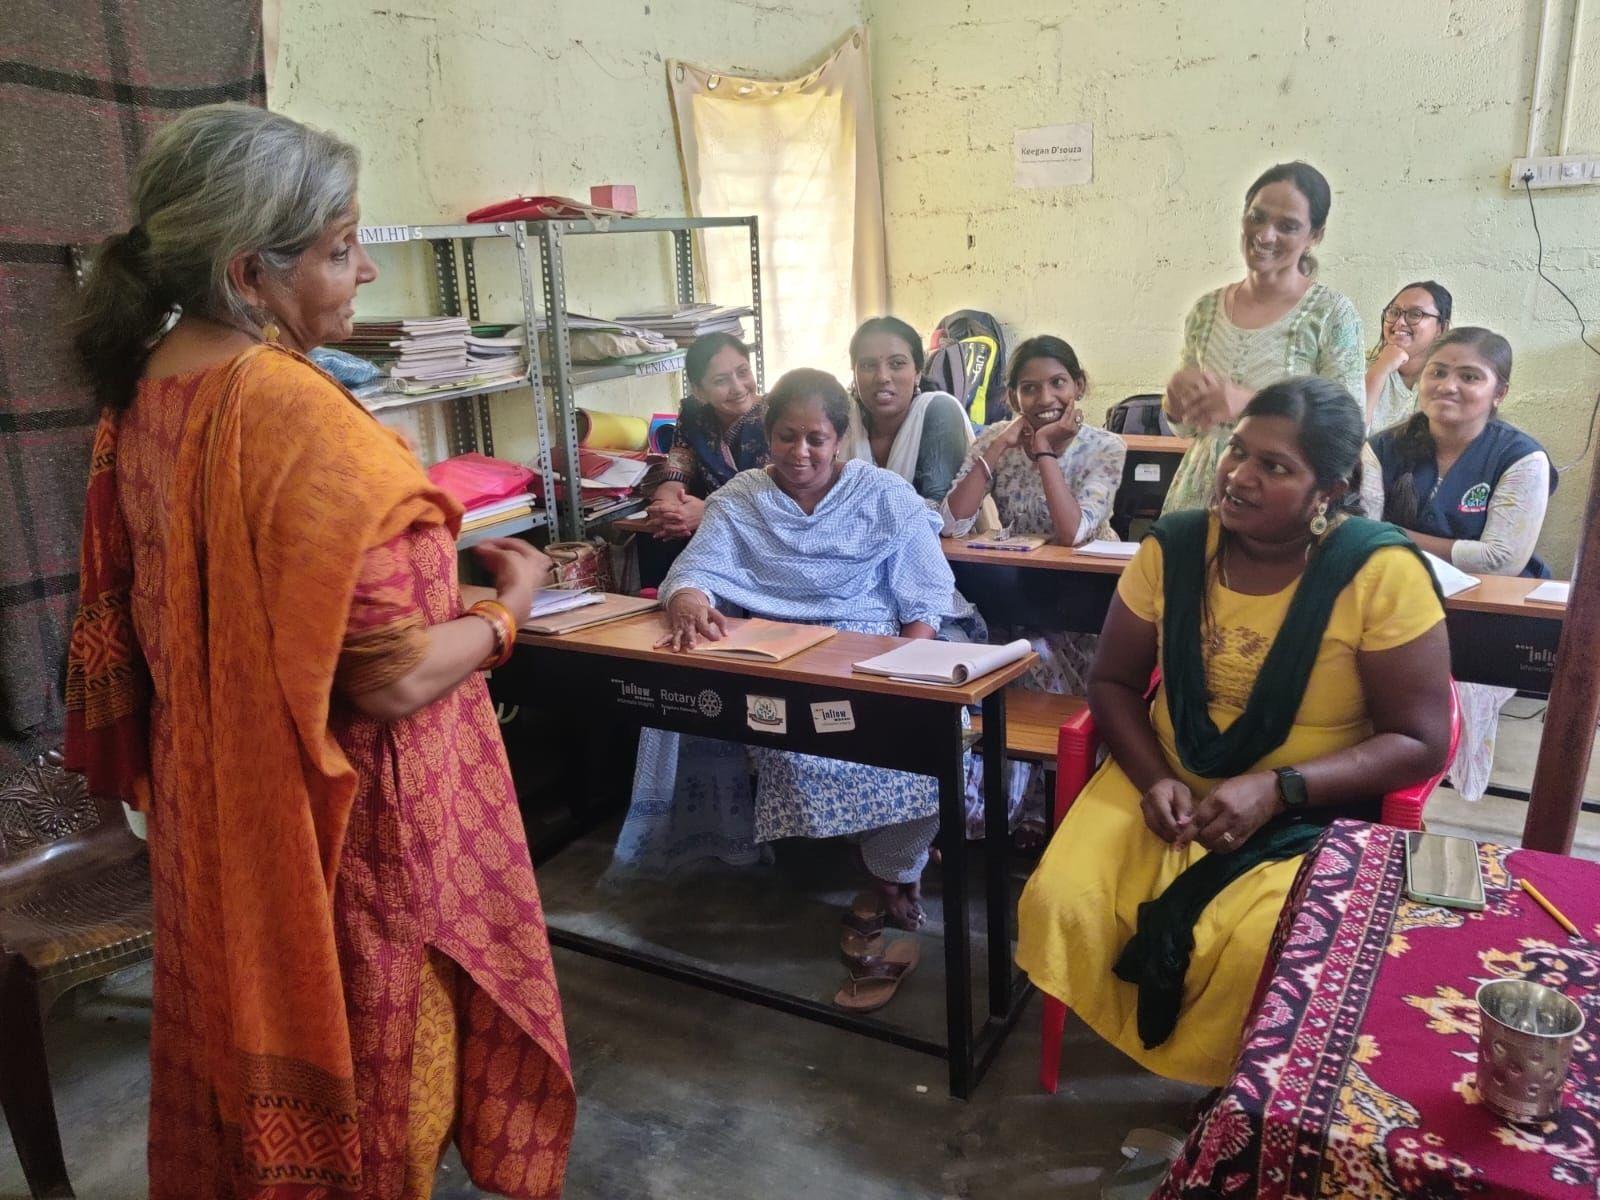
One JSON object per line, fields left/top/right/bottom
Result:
{"left": 590, "top": 184, "right": 637, "bottom": 214}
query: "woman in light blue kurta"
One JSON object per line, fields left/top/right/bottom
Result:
{"left": 640, "top": 368, "right": 956, "bottom": 927}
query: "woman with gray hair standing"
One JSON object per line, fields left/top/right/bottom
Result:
{"left": 64, "top": 104, "right": 573, "bottom": 1199}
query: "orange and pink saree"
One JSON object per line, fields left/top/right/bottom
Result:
{"left": 65, "top": 344, "right": 573, "bottom": 1198}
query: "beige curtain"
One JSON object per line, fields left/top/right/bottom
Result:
{"left": 668, "top": 28, "right": 887, "bottom": 383}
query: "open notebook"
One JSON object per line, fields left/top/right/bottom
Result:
{"left": 687, "top": 618, "right": 836, "bottom": 663}
{"left": 1421, "top": 551, "right": 1481, "bottom": 599}
{"left": 852, "top": 638, "right": 1032, "bottom": 686}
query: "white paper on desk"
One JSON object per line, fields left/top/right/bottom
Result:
{"left": 1422, "top": 552, "right": 1481, "bottom": 598}
{"left": 527, "top": 589, "right": 605, "bottom": 619}
{"left": 1075, "top": 540, "right": 1141, "bottom": 558}
{"left": 852, "top": 638, "right": 1031, "bottom": 686}
{"left": 1526, "top": 580, "right": 1571, "bottom": 605}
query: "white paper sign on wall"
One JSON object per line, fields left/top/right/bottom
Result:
{"left": 1013, "top": 124, "right": 1093, "bottom": 189}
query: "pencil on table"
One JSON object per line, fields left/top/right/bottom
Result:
{"left": 1521, "top": 879, "right": 1582, "bottom": 939}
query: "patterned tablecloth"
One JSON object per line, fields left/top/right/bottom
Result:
{"left": 1156, "top": 820, "right": 1600, "bottom": 1199}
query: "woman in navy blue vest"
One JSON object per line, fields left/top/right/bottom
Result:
{"left": 1369, "top": 327, "right": 1554, "bottom": 578}
{"left": 1369, "top": 326, "right": 1555, "bottom": 801}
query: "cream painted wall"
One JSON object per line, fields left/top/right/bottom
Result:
{"left": 272, "top": 0, "right": 862, "bottom": 462}
{"left": 869, "top": 0, "right": 1600, "bottom": 572}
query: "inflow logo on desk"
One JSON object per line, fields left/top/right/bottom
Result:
{"left": 810, "top": 700, "right": 856, "bottom": 733}
{"left": 745, "top": 695, "right": 787, "bottom": 733}
{"left": 613, "top": 679, "right": 654, "bottom": 709}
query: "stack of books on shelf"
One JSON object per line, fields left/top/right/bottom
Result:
{"left": 332, "top": 318, "right": 527, "bottom": 400}
{"left": 536, "top": 313, "right": 687, "bottom": 375}
{"left": 459, "top": 493, "right": 538, "bottom": 535}
{"left": 531, "top": 448, "right": 649, "bottom": 522}
{"left": 426, "top": 452, "right": 542, "bottom": 535}
{"left": 611, "top": 303, "right": 751, "bottom": 346}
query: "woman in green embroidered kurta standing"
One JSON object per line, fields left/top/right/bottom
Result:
{"left": 1161, "top": 162, "right": 1366, "bottom": 514}
{"left": 1017, "top": 378, "right": 1453, "bottom": 1086}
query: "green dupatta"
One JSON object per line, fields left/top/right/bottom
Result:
{"left": 1151, "top": 510, "right": 1443, "bottom": 780}
{"left": 1111, "top": 510, "right": 1444, "bottom": 1048}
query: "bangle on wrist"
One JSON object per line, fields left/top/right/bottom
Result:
{"left": 468, "top": 598, "right": 518, "bottom": 670}
{"left": 973, "top": 454, "right": 994, "bottom": 487}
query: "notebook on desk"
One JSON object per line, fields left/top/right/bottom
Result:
{"left": 1526, "top": 580, "right": 1571, "bottom": 606}
{"left": 686, "top": 618, "right": 836, "bottom": 663}
{"left": 1074, "top": 540, "right": 1141, "bottom": 559}
{"left": 521, "top": 592, "right": 658, "bottom": 635}
{"left": 962, "top": 532, "right": 1047, "bottom": 553}
{"left": 852, "top": 638, "right": 1031, "bottom": 686}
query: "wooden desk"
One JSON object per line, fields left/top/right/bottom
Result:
{"left": 970, "top": 688, "right": 1086, "bottom": 762}
{"left": 500, "top": 612, "right": 1036, "bottom": 1099}
{"left": 1441, "top": 576, "right": 1566, "bottom": 694}
{"left": 944, "top": 539, "right": 1568, "bottom": 693}
{"left": 946, "top": 540, "right": 1122, "bottom": 643}
{"left": 1119, "top": 433, "right": 1191, "bottom": 454}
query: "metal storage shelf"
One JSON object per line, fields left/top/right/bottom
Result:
{"left": 354, "top": 222, "right": 557, "bottom": 536}
{"left": 529, "top": 214, "right": 764, "bottom": 540}
{"left": 360, "top": 373, "right": 531, "bottom": 415}
{"left": 356, "top": 214, "right": 764, "bottom": 542}
{"left": 570, "top": 360, "right": 685, "bottom": 388}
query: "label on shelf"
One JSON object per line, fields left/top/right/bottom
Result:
{"left": 357, "top": 225, "right": 415, "bottom": 245}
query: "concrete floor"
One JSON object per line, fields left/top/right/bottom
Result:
{"left": 4, "top": 703, "right": 1598, "bottom": 1199}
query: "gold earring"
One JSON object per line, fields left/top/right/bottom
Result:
{"left": 1309, "top": 500, "right": 1329, "bottom": 537}
{"left": 261, "top": 320, "right": 281, "bottom": 344}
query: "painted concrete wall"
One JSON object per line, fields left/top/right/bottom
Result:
{"left": 869, "top": 0, "right": 1600, "bottom": 571}
{"left": 273, "top": 0, "right": 862, "bottom": 461}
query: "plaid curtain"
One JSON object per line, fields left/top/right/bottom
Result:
{"left": 0, "top": 3, "right": 265, "bottom": 773}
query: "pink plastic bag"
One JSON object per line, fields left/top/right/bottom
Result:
{"left": 426, "top": 453, "right": 534, "bottom": 509}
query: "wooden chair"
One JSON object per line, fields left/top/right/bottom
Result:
{"left": 1, "top": 751, "right": 154, "bottom": 1199}
{"left": 1036, "top": 680, "right": 1463, "bottom": 1094}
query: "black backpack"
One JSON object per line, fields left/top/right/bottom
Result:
{"left": 922, "top": 310, "right": 1008, "bottom": 425}
{"left": 1105, "top": 393, "right": 1175, "bottom": 437}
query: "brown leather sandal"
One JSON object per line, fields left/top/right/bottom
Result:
{"left": 833, "top": 939, "right": 920, "bottom": 1012}
{"left": 841, "top": 890, "right": 887, "bottom": 957}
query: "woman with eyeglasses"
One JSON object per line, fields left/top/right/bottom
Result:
{"left": 1364, "top": 281, "right": 1452, "bottom": 432}
{"left": 1160, "top": 161, "right": 1366, "bottom": 514}
{"left": 1368, "top": 327, "right": 1554, "bottom": 803}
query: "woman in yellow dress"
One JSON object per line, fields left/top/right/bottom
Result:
{"left": 1017, "top": 376, "right": 1454, "bottom": 1087}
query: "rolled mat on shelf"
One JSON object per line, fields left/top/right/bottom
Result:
{"left": 648, "top": 412, "right": 677, "bottom": 454}
{"left": 576, "top": 408, "right": 649, "bottom": 451}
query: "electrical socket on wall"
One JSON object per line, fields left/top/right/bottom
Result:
{"left": 1508, "top": 155, "right": 1600, "bottom": 191}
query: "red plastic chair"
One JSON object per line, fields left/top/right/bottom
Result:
{"left": 1036, "top": 676, "right": 1462, "bottom": 1094}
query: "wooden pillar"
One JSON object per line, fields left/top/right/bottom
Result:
{"left": 1525, "top": 454, "right": 1600, "bottom": 853}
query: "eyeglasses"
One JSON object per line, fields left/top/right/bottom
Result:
{"left": 1383, "top": 305, "right": 1441, "bottom": 326}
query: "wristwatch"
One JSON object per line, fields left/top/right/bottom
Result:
{"left": 1273, "top": 765, "right": 1309, "bottom": 810}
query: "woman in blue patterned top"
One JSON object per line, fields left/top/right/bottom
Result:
{"left": 634, "top": 333, "right": 769, "bottom": 587}
{"left": 656, "top": 368, "right": 955, "bottom": 927}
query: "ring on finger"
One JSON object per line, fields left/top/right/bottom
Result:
{"left": 1218, "top": 831, "right": 1235, "bottom": 847}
